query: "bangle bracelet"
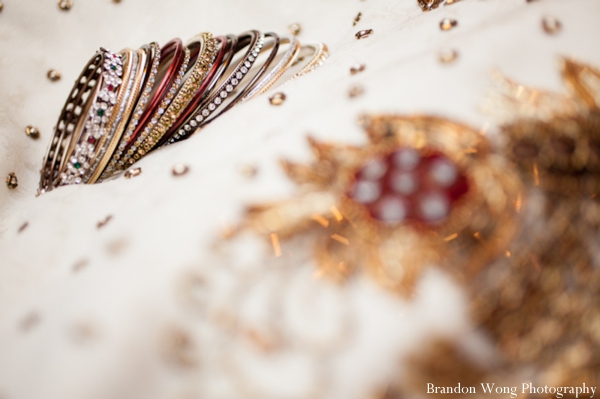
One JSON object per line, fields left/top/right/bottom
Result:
{"left": 119, "top": 46, "right": 191, "bottom": 167}
{"left": 99, "top": 42, "right": 161, "bottom": 180}
{"left": 89, "top": 47, "right": 150, "bottom": 184}
{"left": 57, "top": 48, "right": 128, "bottom": 187}
{"left": 38, "top": 51, "right": 105, "bottom": 193}
{"left": 129, "top": 39, "right": 184, "bottom": 145}
{"left": 285, "top": 42, "right": 329, "bottom": 83}
{"left": 157, "top": 35, "right": 232, "bottom": 147}
{"left": 213, "top": 32, "right": 281, "bottom": 119}
{"left": 165, "top": 30, "right": 263, "bottom": 145}
{"left": 135, "top": 32, "right": 217, "bottom": 155}
{"left": 242, "top": 36, "right": 300, "bottom": 101}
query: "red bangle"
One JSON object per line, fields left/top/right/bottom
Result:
{"left": 125, "top": 38, "right": 185, "bottom": 148}
{"left": 158, "top": 35, "right": 235, "bottom": 146}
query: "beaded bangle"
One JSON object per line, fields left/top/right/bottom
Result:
{"left": 119, "top": 47, "right": 191, "bottom": 167}
{"left": 99, "top": 42, "right": 161, "bottom": 180}
{"left": 165, "top": 31, "right": 264, "bottom": 144}
{"left": 89, "top": 47, "right": 150, "bottom": 184}
{"left": 133, "top": 32, "right": 217, "bottom": 156}
{"left": 242, "top": 36, "right": 300, "bottom": 101}
{"left": 38, "top": 51, "right": 105, "bottom": 193}
{"left": 57, "top": 48, "right": 128, "bottom": 186}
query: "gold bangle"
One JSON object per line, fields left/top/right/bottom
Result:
{"left": 286, "top": 42, "right": 329, "bottom": 82}
{"left": 137, "top": 32, "right": 217, "bottom": 155}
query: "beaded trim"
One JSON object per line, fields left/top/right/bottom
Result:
{"left": 167, "top": 33, "right": 265, "bottom": 144}
{"left": 136, "top": 32, "right": 218, "bottom": 155}
{"left": 100, "top": 42, "right": 161, "bottom": 180}
{"left": 59, "top": 48, "right": 124, "bottom": 186}
{"left": 119, "top": 47, "right": 191, "bottom": 167}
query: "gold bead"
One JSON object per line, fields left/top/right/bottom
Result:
{"left": 350, "top": 63, "right": 366, "bottom": 75}
{"left": 47, "top": 69, "right": 61, "bottom": 82}
{"left": 348, "top": 85, "right": 365, "bottom": 98}
{"left": 440, "top": 18, "right": 458, "bottom": 31}
{"left": 124, "top": 167, "right": 142, "bottom": 179}
{"left": 239, "top": 164, "right": 258, "bottom": 178}
{"left": 353, "top": 12, "right": 362, "bottom": 26}
{"left": 438, "top": 49, "right": 458, "bottom": 64}
{"left": 172, "top": 164, "right": 189, "bottom": 176}
{"left": 355, "top": 29, "right": 373, "bottom": 40}
{"left": 6, "top": 172, "right": 18, "bottom": 189}
{"left": 288, "top": 23, "right": 301, "bottom": 36}
{"left": 0, "top": 2, "right": 4, "bottom": 12}
{"left": 25, "top": 125, "right": 40, "bottom": 139}
{"left": 542, "top": 16, "right": 561, "bottom": 34}
{"left": 57, "top": 0, "right": 72, "bottom": 11}
{"left": 112, "top": 0, "right": 122, "bottom": 3}
{"left": 269, "top": 92, "right": 286, "bottom": 106}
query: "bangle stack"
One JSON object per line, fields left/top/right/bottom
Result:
{"left": 38, "top": 30, "right": 328, "bottom": 193}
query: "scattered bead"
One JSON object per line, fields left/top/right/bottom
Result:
{"left": 348, "top": 85, "right": 365, "bottom": 98}
{"left": 350, "top": 63, "right": 366, "bottom": 75}
{"left": 18, "top": 222, "right": 28, "bottom": 233}
{"left": 542, "top": 16, "right": 561, "bottom": 34}
{"left": 438, "top": 49, "right": 458, "bottom": 64}
{"left": 418, "top": 0, "right": 443, "bottom": 11}
{"left": 25, "top": 125, "right": 40, "bottom": 139}
{"left": 353, "top": 12, "right": 362, "bottom": 26}
{"left": 57, "top": 0, "right": 72, "bottom": 10}
{"left": 47, "top": 69, "right": 61, "bottom": 82}
{"left": 440, "top": 18, "right": 458, "bottom": 31}
{"left": 239, "top": 163, "right": 258, "bottom": 178}
{"left": 97, "top": 215, "right": 112, "bottom": 229}
{"left": 444, "top": 0, "right": 460, "bottom": 5}
{"left": 0, "top": 2, "right": 4, "bottom": 12}
{"left": 72, "top": 259, "right": 89, "bottom": 273}
{"left": 269, "top": 92, "right": 286, "bottom": 106}
{"left": 112, "top": 0, "right": 122, "bottom": 3}
{"left": 124, "top": 167, "right": 142, "bottom": 179}
{"left": 19, "top": 312, "right": 41, "bottom": 333}
{"left": 288, "top": 23, "right": 301, "bottom": 36}
{"left": 172, "top": 163, "right": 189, "bottom": 176}
{"left": 355, "top": 29, "right": 373, "bottom": 39}
{"left": 6, "top": 172, "right": 17, "bottom": 189}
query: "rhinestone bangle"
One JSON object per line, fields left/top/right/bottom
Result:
{"left": 57, "top": 48, "right": 126, "bottom": 187}
{"left": 166, "top": 31, "right": 264, "bottom": 145}
{"left": 99, "top": 42, "right": 161, "bottom": 180}
{"left": 89, "top": 47, "right": 151, "bottom": 184}
{"left": 119, "top": 47, "right": 191, "bottom": 167}
{"left": 157, "top": 35, "right": 235, "bottom": 147}
{"left": 38, "top": 51, "right": 105, "bottom": 193}
{"left": 135, "top": 32, "right": 217, "bottom": 155}
{"left": 243, "top": 36, "right": 301, "bottom": 101}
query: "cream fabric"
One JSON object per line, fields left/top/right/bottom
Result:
{"left": 0, "top": 0, "right": 598, "bottom": 398}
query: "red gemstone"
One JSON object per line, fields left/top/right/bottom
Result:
{"left": 107, "top": 84, "right": 114, "bottom": 91}
{"left": 347, "top": 147, "right": 469, "bottom": 225}
{"left": 87, "top": 136, "right": 96, "bottom": 144}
